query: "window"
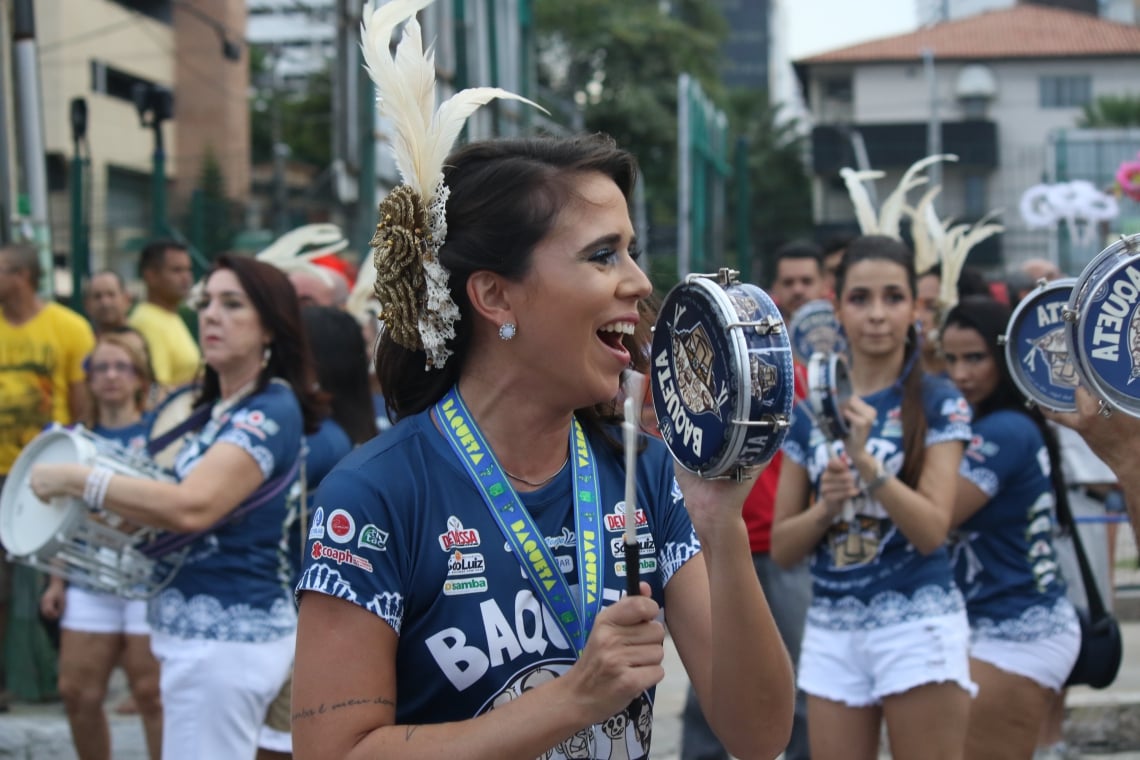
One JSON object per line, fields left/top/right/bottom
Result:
{"left": 1039, "top": 75, "right": 1091, "bottom": 108}
{"left": 964, "top": 174, "right": 988, "bottom": 217}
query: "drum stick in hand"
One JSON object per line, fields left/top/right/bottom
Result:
{"left": 622, "top": 372, "right": 644, "bottom": 597}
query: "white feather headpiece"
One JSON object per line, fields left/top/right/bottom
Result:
{"left": 362, "top": 0, "right": 545, "bottom": 369}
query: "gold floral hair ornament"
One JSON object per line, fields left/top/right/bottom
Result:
{"left": 362, "top": 0, "right": 546, "bottom": 369}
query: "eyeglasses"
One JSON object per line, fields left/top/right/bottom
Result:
{"left": 90, "top": 361, "right": 138, "bottom": 377}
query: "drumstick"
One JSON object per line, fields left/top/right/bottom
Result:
{"left": 622, "top": 372, "right": 644, "bottom": 597}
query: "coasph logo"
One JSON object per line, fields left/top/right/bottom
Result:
{"left": 311, "top": 541, "right": 373, "bottom": 573}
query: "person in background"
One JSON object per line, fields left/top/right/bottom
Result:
{"left": 257, "top": 305, "right": 377, "bottom": 760}
{"left": 39, "top": 332, "right": 164, "bottom": 760}
{"left": 31, "top": 255, "right": 325, "bottom": 760}
{"left": 681, "top": 241, "right": 819, "bottom": 760}
{"left": 128, "top": 239, "right": 199, "bottom": 390}
{"left": 916, "top": 264, "right": 945, "bottom": 375}
{"left": 940, "top": 297, "right": 1080, "bottom": 760}
{"left": 84, "top": 271, "right": 133, "bottom": 335}
{"left": 772, "top": 235, "right": 974, "bottom": 760}
{"left": 821, "top": 233, "right": 855, "bottom": 299}
{"left": 288, "top": 265, "right": 349, "bottom": 310}
{"left": 0, "top": 243, "right": 96, "bottom": 707}
{"left": 292, "top": 132, "right": 794, "bottom": 760}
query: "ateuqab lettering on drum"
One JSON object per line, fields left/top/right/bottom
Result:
{"left": 650, "top": 269, "right": 794, "bottom": 480}
{"left": 1064, "top": 233, "right": 1140, "bottom": 418}
{"left": 807, "top": 351, "right": 852, "bottom": 442}
{"left": 789, "top": 299, "right": 847, "bottom": 365}
{"left": 999, "top": 277, "right": 1078, "bottom": 412}
{"left": 0, "top": 425, "right": 188, "bottom": 599}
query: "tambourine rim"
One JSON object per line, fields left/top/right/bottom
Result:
{"left": 0, "top": 429, "right": 89, "bottom": 556}
{"left": 807, "top": 351, "right": 851, "bottom": 441}
{"left": 789, "top": 299, "right": 842, "bottom": 363}
{"left": 1072, "top": 255, "right": 1140, "bottom": 419}
{"left": 1004, "top": 278, "right": 1078, "bottom": 413}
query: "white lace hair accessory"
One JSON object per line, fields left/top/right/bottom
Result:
{"left": 363, "top": 0, "right": 546, "bottom": 370}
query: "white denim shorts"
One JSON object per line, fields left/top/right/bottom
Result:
{"left": 61, "top": 586, "right": 150, "bottom": 636}
{"left": 798, "top": 610, "right": 977, "bottom": 707}
{"left": 969, "top": 601, "right": 1082, "bottom": 692}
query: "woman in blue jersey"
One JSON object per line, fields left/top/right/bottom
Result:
{"left": 940, "top": 296, "right": 1080, "bottom": 759}
{"left": 291, "top": 133, "right": 794, "bottom": 760}
{"left": 771, "top": 234, "right": 974, "bottom": 760}
{"left": 31, "top": 255, "right": 325, "bottom": 760}
{"left": 40, "top": 331, "right": 163, "bottom": 760}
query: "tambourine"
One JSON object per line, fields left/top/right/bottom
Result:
{"left": 1063, "top": 233, "right": 1140, "bottom": 418}
{"left": 807, "top": 352, "right": 852, "bottom": 441}
{"left": 789, "top": 299, "right": 847, "bottom": 364}
{"left": 0, "top": 426, "right": 187, "bottom": 599}
{"left": 1000, "top": 278, "right": 1078, "bottom": 412}
{"left": 650, "top": 268, "right": 794, "bottom": 479}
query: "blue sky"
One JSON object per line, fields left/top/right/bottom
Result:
{"left": 786, "top": 0, "right": 919, "bottom": 59}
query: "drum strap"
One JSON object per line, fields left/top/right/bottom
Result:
{"left": 137, "top": 458, "right": 302, "bottom": 559}
{"left": 146, "top": 405, "right": 212, "bottom": 458}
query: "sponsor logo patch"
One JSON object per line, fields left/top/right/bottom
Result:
{"left": 308, "top": 507, "right": 326, "bottom": 541}
{"left": 610, "top": 533, "right": 656, "bottom": 558}
{"left": 443, "top": 576, "right": 489, "bottom": 596}
{"left": 439, "top": 516, "right": 481, "bottom": 551}
{"left": 448, "top": 551, "right": 486, "bottom": 576}
{"left": 358, "top": 524, "right": 389, "bottom": 552}
{"left": 604, "top": 504, "right": 648, "bottom": 533}
{"left": 327, "top": 509, "right": 356, "bottom": 544}
{"left": 614, "top": 557, "right": 658, "bottom": 577}
{"left": 311, "top": 541, "right": 373, "bottom": 572}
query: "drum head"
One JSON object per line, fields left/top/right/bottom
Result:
{"left": 0, "top": 430, "right": 89, "bottom": 556}
{"left": 807, "top": 352, "right": 852, "bottom": 441}
{"left": 789, "top": 299, "right": 846, "bottom": 364}
{"left": 1066, "top": 234, "right": 1140, "bottom": 393}
{"left": 1004, "top": 278, "right": 1078, "bottom": 412}
{"left": 651, "top": 275, "right": 794, "bottom": 478}
{"left": 1072, "top": 255, "right": 1140, "bottom": 418}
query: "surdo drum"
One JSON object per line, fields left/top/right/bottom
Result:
{"left": 1063, "top": 233, "right": 1140, "bottom": 418}
{"left": 1000, "top": 278, "right": 1079, "bottom": 412}
{"left": 0, "top": 426, "right": 187, "bottom": 599}
{"left": 650, "top": 269, "right": 794, "bottom": 479}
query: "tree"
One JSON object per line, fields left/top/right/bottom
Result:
{"left": 534, "top": 0, "right": 728, "bottom": 230}
{"left": 1078, "top": 94, "right": 1140, "bottom": 128}
{"left": 726, "top": 90, "right": 813, "bottom": 282}
{"left": 249, "top": 46, "right": 333, "bottom": 170}
{"left": 195, "top": 147, "right": 236, "bottom": 258}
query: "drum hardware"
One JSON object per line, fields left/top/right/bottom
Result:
{"left": 806, "top": 351, "right": 864, "bottom": 555}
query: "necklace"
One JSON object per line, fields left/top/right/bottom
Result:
{"left": 503, "top": 455, "right": 570, "bottom": 488}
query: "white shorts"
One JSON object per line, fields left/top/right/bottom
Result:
{"left": 150, "top": 631, "right": 294, "bottom": 760}
{"left": 61, "top": 586, "right": 150, "bottom": 635}
{"left": 969, "top": 601, "right": 1082, "bottom": 692}
{"left": 798, "top": 611, "right": 977, "bottom": 707}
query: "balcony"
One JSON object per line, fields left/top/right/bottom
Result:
{"left": 811, "top": 120, "right": 998, "bottom": 175}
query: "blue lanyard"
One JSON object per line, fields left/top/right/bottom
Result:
{"left": 436, "top": 388, "right": 604, "bottom": 656}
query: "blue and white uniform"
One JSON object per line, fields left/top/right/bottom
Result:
{"left": 781, "top": 374, "right": 975, "bottom": 704}
{"left": 284, "top": 418, "right": 353, "bottom": 586}
{"left": 148, "top": 380, "right": 303, "bottom": 760}
{"left": 952, "top": 409, "right": 1080, "bottom": 690}
{"left": 60, "top": 420, "right": 152, "bottom": 635}
{"left": 297, "top": 409, "right": 700, "bottom": 760}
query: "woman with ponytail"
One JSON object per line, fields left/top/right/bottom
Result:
{"left": 941, "top": 296, "right": 1080, "bottom": 760}
{"left": 772, "top": 235, "right": 975, "bottom": 760}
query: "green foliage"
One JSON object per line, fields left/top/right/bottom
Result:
{"left": 1078, "top": 94, "right": 1140, "bottom": 128}
{"left": 250, "top": 48, "right": 332, "bottom": 169}
{"left": 534, "top": 0, "right": 728, "bottom": 225}
{"left": 195, "top": 148, "right": 235, "bottom": 258}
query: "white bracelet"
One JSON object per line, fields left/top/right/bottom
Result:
{"left": 84, "top": 465, "right": 115, "bottom": 513}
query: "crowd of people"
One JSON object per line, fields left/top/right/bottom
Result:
{"left": 0, "top": 122, "right": 1137, "bottom": 760}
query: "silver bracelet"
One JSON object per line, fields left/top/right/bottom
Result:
{"left": 865, "top": 462, "right": 891, "bottom": 494}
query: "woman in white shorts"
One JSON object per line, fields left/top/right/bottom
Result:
{"left": 40, "top": 332, "right": 163, "bottom": 760}
{"left": 773, "top": 236, "right": 975, "bottom": 760}
{"left": 941, "top": 297, "right": 1080, "bottom": 759}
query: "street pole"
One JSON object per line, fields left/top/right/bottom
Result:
{"left": 12, "top": 0, "right": 52, "bottom": 296}
{"left": 270, "top": 49, "right": 289, "bottom": 236}
{"left": 677, "top": 74, "right": 691, "bottom": 278}
{"left": 151, "top": 112, "right": 167, "bottom": 237}
{"left": 353, "top": 40, "right": 376, "bottom": 256}
{"left": 69, "top": 98, "right": 89, "bottom": 311}
{"left": 0, "top": 4, "right": 13, "bottom": 245}
{"left": 923, "top": 48, "right": 942, "bottom": 206}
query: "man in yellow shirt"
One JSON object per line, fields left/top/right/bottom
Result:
{"left": 128, "top": 239, "right": 199, "bottom": 389}
{"left": 0, "top": 243, "right": 96, "bottom": 704}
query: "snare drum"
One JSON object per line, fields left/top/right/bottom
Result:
{"left": 0, "top": 426, "right": 186, "bottom": 599}
{"left": 1001, "top": 278, "right": 1078, "bottom": 412}
{"left": 789, "top": 299, "right": 847, "bottom": 364}
{"left": 650, "top": 269, "right": 794, "bottom": 479}
{"left": 807, "top": 352, "right": 852, "bottom": 442}
{"left": 1064, "top": 233, "right": 1140, "bottom": 418}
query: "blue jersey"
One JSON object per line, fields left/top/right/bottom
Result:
{"left": 952, "top": 409, "right": 1071, "bottom": 640}
{"left": 149, "top": 381, "right": 302, "bottom": 642}
{"left": 283, "top": 418, "right": 353, "bottom": 586}
{"left": 781, "top": 374, "right": 972, "bottom": 630}
{"left": 92, "top": 420, "right": 149, "bottom": 453}
{"left": 297, "top": 409, "right": 700, "bottom": 760}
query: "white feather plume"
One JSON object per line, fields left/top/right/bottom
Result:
{"left": 361, "top": 0, "right": 547, "bottom": 202}
{"left": 908, "top": 184, "right": 945, "bottom": 276}
{"left": 840, "top": 168, "right": 886, "bottom": 235}
{"left": 255, "top": 223, "right": 348, "bottom": 270}
{"left": 938, "top": 211, "right": 1004, "bottom": 311}
{"left": 878, "top": 154, "right": 957, "bottom": 239}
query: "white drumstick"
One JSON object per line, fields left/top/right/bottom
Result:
{"left": 622, "top": 371, "right": 644, "bottom": 596}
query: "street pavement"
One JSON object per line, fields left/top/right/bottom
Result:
{"left": 4, "top": 624, "right": 1140, "bottom": 759}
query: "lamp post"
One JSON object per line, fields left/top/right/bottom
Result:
{"left": 69, "top": 97, "right": 89, "bottom": 311}
{"left": 132, "top": 83, "right": 174, "bottom": 237}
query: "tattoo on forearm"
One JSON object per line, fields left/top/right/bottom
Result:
{"left": 291, "top": 695, "right": 395, "bottom": 723}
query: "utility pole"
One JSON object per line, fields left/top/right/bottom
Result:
{"left": 12, "top": 0, "right": 52, "bottom": 295}
{"left": 270, "top": 48, "right": 290, "bottom": 236}
{"left": 69, "top": 97, "right": 89, "bottom": 311}
{"left": 923, "top": 48, "right": 942, "bottom": 207}
{"left": 0, "top": 4, "right": 13, "bottom": 245}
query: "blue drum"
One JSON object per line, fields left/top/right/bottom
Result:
{"left": 789, "top": 299, "right": 846, "bottom": 364}
{"left": 807, "top": 351, "right": 852, "bottom": 442}
{"left": 1064, "top": 233, "right": 1140, "bottom": 418}
{"left": 650, "top": 269, "right": 794, "bottom": 479}
{"left": 1001, "top": 278, "right": 1078, "bottom": 412}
